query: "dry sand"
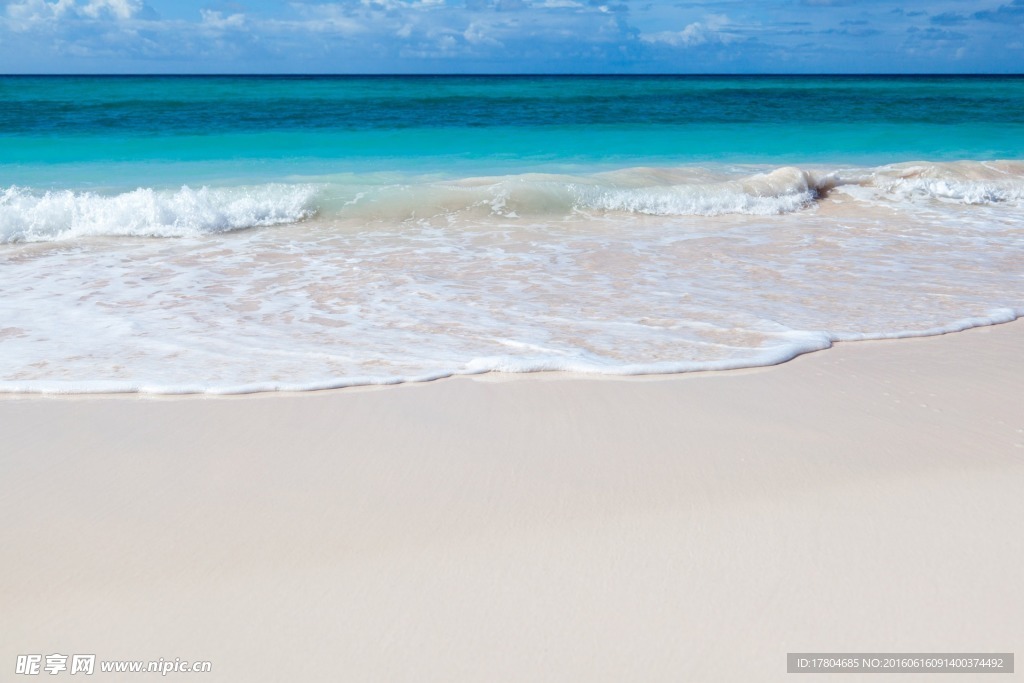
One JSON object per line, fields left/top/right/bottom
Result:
{"left": 1, "top": 321, "right": 1022, "bottom": 682}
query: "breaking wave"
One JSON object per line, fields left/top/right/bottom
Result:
{"left": 2, "top": 157, "right": 1023, "bottom": 394}
{"left": 3, "top": 160, "right": 1023, "bottom": 244}
{"left": 868, "top": 160, "right": 1024, "bottom": 204}
{"left": 0, "top": 183, "right": 319, "bottom": 243}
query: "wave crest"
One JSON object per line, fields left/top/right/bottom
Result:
{"left": 0, "top": 184, "right": 318, "bottom": 243}
{"left": 866, "top": 160, "right": 1024, "bottom": 204}
{"left": 578, "top": 166, "right": 829, "bottom": 216}
{"left": 327, "top": 166, "right": 833, "bottom": 221}
{"left": 4, "top": 161, "right": 1024, "bottom": 244}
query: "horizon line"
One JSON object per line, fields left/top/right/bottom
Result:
{"left": 2, "top": 72, "right": 1024, "bottom": 78}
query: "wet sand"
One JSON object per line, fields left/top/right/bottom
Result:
{"left": 2, "top": 321, "right": 1022, "bottom": 681}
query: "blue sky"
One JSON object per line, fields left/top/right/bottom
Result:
{"left": 1, "top": 0, "right": 1022, "bottom": 73}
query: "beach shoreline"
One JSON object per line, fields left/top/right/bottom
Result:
{"left": 2, "top": 321, "right": 1022, "bottom": 681}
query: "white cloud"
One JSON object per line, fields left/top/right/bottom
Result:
{"left": 1, "top": 0, "right": 1022, "bottom": 74}
{"left": 81, "top": 0, "right": 140, "bottom": 20}
{"left": 641, "top": 13, "right": 735, "bottom": 47}
{"left": 5, "top": 0, "right": 75, "bottom": 25}
{"left": 463, "top": 20, "right": 502, "bottom": 46}
{"left": 5, "top": 0, "right": 141, "bottom": 22}
{"left": 276, "top": 4, "right": 365, "bottom": 35}
{"left": 200, "top": 9, "right": 246, "bottom": 30}
{"left": 358, "top": 0, "right": 444, "bottom": 10}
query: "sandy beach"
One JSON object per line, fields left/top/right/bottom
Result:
{"left": 1, "top": 321, "right": 1021, "bottom": 681}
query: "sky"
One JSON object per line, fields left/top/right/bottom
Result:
{"left": 0, "top": 0, "right": 1022, "bottom": 73}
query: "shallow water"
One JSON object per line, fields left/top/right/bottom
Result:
{"left": 1, "top": 76, "right": 1022, "bottom": 393}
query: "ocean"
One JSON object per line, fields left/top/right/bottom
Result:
{"left": 1, "top": 75, "right": 1022, "bottom": 393}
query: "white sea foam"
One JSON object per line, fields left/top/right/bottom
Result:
{"left": 576, "top": 166, "right": 831, "bottom": 215}
{"left": 866, "top": 160, "right": 1024, "bottom": 204}
{"left": 317, "top": 161, "right": 1024, "bottom": 220}
{"left": 318, "top": 161, "right": 1024, "bottom": 222}
{"left": 1, "top": 160, "right": 1022, "bottom": 393}
{"left": 0, "top": 183, "right": 318, "bottom": 243}
{"left": 321, "top": 166, "right": 832, "bottom": 220}
{"left": 4, "top": 162, "right": 1023, "bottom": 246}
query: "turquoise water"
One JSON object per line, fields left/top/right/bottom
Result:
{"left": 1, "top": 76, "right": 1022, "bottom": 393}
{"left": 3, "top": 75, "right": 1024, "bottom": 187}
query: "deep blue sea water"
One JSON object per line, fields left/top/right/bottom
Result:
{"left": 3, "top": 75, "right": 1024, "bottom": 187}
{"left": 1, "top": 75, "right": 1022, "bottom": 393}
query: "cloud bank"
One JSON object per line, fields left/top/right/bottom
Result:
{"left": 0, "top": 0, "right": 1021, "bottom": 72}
